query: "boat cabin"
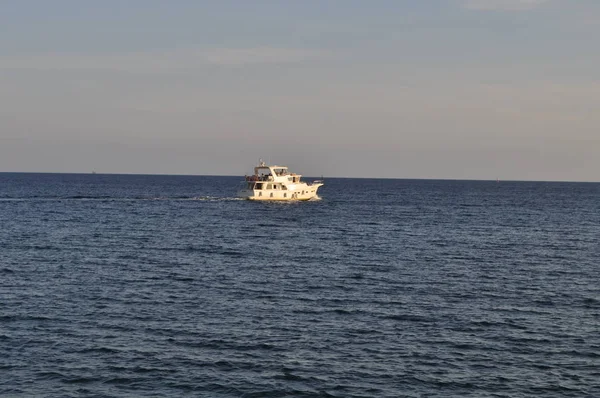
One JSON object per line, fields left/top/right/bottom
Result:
{"left": 244, "top": 163, "right": 303, "bottom": 185}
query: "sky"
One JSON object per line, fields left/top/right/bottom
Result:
{"left": 1, "top": 0, "right": 599, "bottom": 181}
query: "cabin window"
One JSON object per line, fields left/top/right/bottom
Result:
{"left": 270, "top": 193, "right": 273, "bottom": 197}
{"left": 267, "top": 184, "right": 272, "bottom": 190}
{"left": 284, "top": 193, "right": 287, "bottom": 198}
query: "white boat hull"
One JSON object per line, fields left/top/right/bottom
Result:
{"left": 238, "top": 182, "right": 323, "bottom": 201}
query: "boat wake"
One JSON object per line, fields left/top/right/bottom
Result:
{"left": 186, "top": 196, "right": 245, "bottom": 202}
{"left": 0, "top": 196, "right": 245, "bottom": 202}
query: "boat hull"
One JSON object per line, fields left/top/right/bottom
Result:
{"left": 238, "top": 183, "right": 323, "bottom": 201}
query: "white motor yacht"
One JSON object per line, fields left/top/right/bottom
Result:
{"left": 238, "top": 161, "right": 323, "bottom": 201}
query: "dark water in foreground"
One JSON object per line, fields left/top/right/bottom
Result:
{"left": 1, "top": 173, "right": 599, "bottom": 397}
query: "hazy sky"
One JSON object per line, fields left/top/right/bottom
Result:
{"left": 1, "top": 0, "right": 599, "bottom": 180}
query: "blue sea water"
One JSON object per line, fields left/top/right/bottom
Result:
{"left": 0, "top": 173, "right": 598, "bottom": 397}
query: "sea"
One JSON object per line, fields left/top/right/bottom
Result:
{"left": 1, "top": 173, "right": 598, "bottom": 397}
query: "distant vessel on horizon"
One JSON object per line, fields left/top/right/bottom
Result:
{"left": 237, "top": 160, "right": 323, "bottom": 201}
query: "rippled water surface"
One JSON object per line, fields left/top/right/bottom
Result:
{"left": 1, "top": 173, "right": 599, "bottom": 397}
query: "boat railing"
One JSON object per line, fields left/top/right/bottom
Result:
{"left": 244, "top": 175, "right": 274, "bottom": 182}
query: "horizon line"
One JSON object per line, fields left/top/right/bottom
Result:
{"left": 0, "top": 171, "right": 598, "bottom": 184}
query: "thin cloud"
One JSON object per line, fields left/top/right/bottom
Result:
{"left": 0, "top": 47, "right": 328, "bottom": 72}
{"left": 462, "top": 0, "right": 550, "bottom": 11}
{"left": 203, "top": 47, "right": 327, "bottom": 66}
